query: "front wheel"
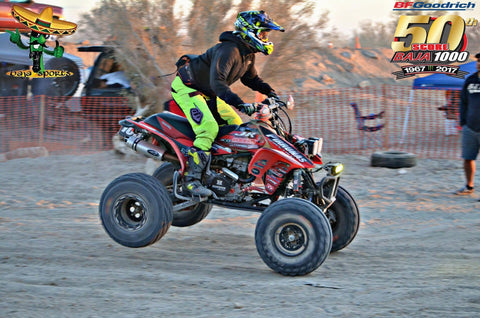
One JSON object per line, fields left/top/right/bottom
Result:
{"left": 99, "top": 173, "right": 173, "bottom": 248}
{"left": 255, "top": 198, "right": 332, "bottom": 276}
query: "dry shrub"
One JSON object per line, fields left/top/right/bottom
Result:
{"left": 80, "top": 0, "right": 329, "bottom": 114}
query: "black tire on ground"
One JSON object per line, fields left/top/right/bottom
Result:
{"left": 99, "top": 173, "right": 173, "bottom": 248}
{"left": 323, "top": 185, "right": 360, "bottom": 252}
{"left": 152, "top": 162, "right": 212, "bottom": 227}
{"left": 370, "top": 151, "right": 417, "bottom": 169}
{"left": 255, "top": 198, "right": 333, "bottom": 276}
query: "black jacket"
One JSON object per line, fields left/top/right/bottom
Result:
{"left": 460, "top": 72, "right": 480, "bottom": 132}
{"left": 188, "top": 31, "right": 274, "bottom": 107}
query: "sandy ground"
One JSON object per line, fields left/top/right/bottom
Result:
{"left": 0, "top": 151, "right": 479, "bottom": 318}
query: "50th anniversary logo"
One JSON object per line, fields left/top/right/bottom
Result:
{"left": 391, "top": 1, "right": 475, "bottom": 80}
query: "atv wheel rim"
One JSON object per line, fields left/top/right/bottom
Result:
{"left": 113, "top": 195, "right": 147, "bottom": 231}
{"left": 274, "top": 223, "right": 307, "bottom": 256}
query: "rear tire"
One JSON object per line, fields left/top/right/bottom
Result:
{"left": 153, "top": 162, "right": 212, "bottom": 227}
{"left": 255, "top": 198, "right": 332, "bottom": 276}
{"left": 99, "top": 173, "right": 173, "bottom": 247}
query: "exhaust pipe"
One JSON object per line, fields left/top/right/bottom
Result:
{"left": 125, "top": 136, "right": 165, "bottom": 161}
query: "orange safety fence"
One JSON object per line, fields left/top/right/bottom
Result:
{"left": 0, "top": 85, "right": 463, "bottom": 159}
{"left": 281, "top": 85, "right": 462, "bottom": 159}
{"left": 0, "top": 95, "right": 132, "bottom": 155}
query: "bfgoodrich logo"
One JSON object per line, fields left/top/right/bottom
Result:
{"left": 393, "top": 1, "right": 475, "bottom": 10}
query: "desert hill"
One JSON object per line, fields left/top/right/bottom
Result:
{"left": 62, "top": 42, "right": 412, "bottom": 92}
{"left": 283, "top": 47, "right": 412, "bottom": 90}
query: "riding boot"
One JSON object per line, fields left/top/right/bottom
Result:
{"left": 184, "top": 147, "right": 213, "bottom": 197}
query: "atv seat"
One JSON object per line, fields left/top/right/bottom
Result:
{"left": 145, "top": 112, "right": 238, "bottom": 141}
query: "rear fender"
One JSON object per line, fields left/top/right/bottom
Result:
{"left": 123, "top": 118, "right": 188, "bottom": 173}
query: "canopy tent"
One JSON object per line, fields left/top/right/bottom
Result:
{"left": 412, "top": 61, "right": 477, "bottom": 91}
{"left": 401, "top": 61, "right": 477, "bottom": 142}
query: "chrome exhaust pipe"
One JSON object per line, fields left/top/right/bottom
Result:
{"left": 125, "top": 136, "right": 165, "bottom": 160}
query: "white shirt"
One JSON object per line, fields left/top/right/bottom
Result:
{"left": 99, "top": 71, "right": 131, "bottom": 88}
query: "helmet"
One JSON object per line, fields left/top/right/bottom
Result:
{"left": 234, "top": 10, "right": 284, "bottom": 55}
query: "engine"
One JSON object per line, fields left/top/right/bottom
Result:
{"left": 206, "top": 172, "right": 235, "bottom": 196}
{"left": 212, "top": 155, "right": 251, "bottom": 180}
{"left": 207, "top": 156, "right": 253, "bottom": 199}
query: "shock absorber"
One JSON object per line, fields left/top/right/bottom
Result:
{"left": 292, "top": 169, "right": 302, "bottom": 192}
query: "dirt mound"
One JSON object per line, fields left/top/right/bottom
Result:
{"left": 294, "top": 47, "right": 410, "bottom": 90}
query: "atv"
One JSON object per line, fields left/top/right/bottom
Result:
{"left": 99, "top": 96, "right": 360, "bottom": 276}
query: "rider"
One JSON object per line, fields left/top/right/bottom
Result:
{"left": 171, "top": 10, "right": 284, "bottom": 197}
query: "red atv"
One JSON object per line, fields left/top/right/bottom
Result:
{"left": 99, "top": 97, "right": 360, "bottom": 276}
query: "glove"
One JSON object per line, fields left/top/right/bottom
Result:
{"left": 262, "top": 91, "right": 280, "bottom": 105}
{"left": 238, "top": 103, "right": 257, "bottom": 116}
{"left": 261, "top": 97, "right": 273, "bottom": 105}
{"left": 267, "top": 91, "right": 280, "bottom": 100}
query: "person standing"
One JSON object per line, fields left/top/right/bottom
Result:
{"left": 456, "top": 53, "right": 480, "bottom": 195}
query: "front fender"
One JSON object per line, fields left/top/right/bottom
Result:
{"left": 248, "top": 148, "right": 315, "bottom": 177}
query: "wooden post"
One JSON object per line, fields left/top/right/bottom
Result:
{"left": 39, "top": 95, "right": 45, "bottom": 145}
{"left": 382, "top": 85, "right": 388, "bottom": 149}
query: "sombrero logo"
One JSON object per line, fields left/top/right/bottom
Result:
{"left": 5, "top": 5, "right": 77, "bottom": 78}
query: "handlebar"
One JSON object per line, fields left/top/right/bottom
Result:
{"left": 255, "top": 97, "right": 293, "bottom": 112}
{"left": 251, "top": 95, "right": 295, "bottom": 135}
{"left": 255, "top": 95, "right": 293, "bottom": 112}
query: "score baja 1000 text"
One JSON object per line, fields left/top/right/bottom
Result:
{"left": 391, "top": 15, "right": 470, "bottom": 64}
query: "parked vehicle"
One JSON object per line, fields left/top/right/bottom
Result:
{"left": 99, "top": 96, "right": 360, "bottom": 276}
{"left": 0, "top": 32, "right": 82, "bottom": 97}
{"left": 78, "top": 45, "right": 133, "bottom": 145}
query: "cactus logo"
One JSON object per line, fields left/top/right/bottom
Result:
{"left": 5, "top": 5, "right": 77, "bottom": 77}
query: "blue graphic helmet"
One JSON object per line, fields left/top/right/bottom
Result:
{"left": 234, "top": 10, "right": 285, "bottom": 55}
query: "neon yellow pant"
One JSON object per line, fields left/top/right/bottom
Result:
{"left": 171, "top": 76, "right": 242, "bottom": 150}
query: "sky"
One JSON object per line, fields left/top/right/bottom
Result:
{"left": 34, "top": 0, "right": 395, "bottom": 32}
{"left": 36, "top": 0, "right": 97, "bottom": 22}
{"left": 37, "top": 0, "right": 480, "bottom": 35}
